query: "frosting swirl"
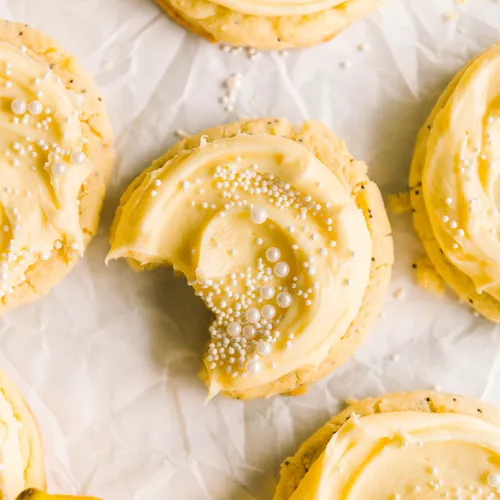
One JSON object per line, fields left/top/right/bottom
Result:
{"left": 0, "top": 42, "right": 91, "bottom": 300}
{"left": 421, "top": 44, "right": 500, "bottom": 301}
{"left": 209, "top": 0, "right": 345, "bottom": 16}
{"left": 291, "top": 411, "right": 500, "bottom": 499}
{"left": 108, "top": 131, "right": 372, "bottom": 395}
{"left": 108, "top": 131, "right": 373, "bottom": 397}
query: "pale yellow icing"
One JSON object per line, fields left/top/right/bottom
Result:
{"left": 0, "top": 392, "right": 27, "bottom": 499}
{"left": 291, "top": 411, "right": 500, "bottom": 499}
{"left": 108, "top": 134, "right": 373, "bottom": 396}
{"left": 0, "top": 42, "right": 91, "bottom": 298}
{"left": 422, "top": 44, "right": 500, "bottom": 300}
{"left": 209, "top": 0, "right": 344, "bottom": 16}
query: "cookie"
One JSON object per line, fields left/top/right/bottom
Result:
{"left": 0, "top": 21, "right": 114, "bottom": 313}
{"left": 0, "top": 370, "right": 45, "bottom": 499}
{"left": 157, "top": 0, "right": 386, "bottom": 50}
{"left": 16, "top": 490, "right": 100, "bottom": 500}
{"left": 410, "top": 44, "right": 500, "bottom": 321}
{"left": 107, "top": 118, "right": 393, "bottom": 400}
{"left": 274, "top": 391, "right": 500, "bottom": 499}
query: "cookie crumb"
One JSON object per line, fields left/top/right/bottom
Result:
{"left": 357, "top": 43, "right": 371, "bottom": 52}
{"left": 388, "top": 191, "right": 411, "bottom": 214}
{"left": 443, "top": 10, "right": 459, "bottom": 21}
{"left": 221, "top": 73, "right": 242, "bottom": 113}
{"left": 245, "top": 47, "right": 261, "bottom": 61}
{"left": 414, "top": 256, "right": 445, "bottom": 296}
{"left": 175, "top": 129, "right": 189, "bottom": 138}
{"left": 393, "top": 287, "right": 405, "bottom": 300}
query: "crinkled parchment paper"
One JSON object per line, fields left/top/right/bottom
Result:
{"left": 1, "top": 0, "right": 500, "bottom": 498}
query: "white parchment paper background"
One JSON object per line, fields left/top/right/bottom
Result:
{"left": 1, "top": 0, "right": 500, "bottom": 498}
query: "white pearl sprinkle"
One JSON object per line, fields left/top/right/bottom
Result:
{"left": 227, "top": 322, "right": 241, "bottom": 337}
{"left": 251, "top": 207, "right": 268, "bottom": 224}
{"left": 28, "top": 100, "right": 43, "bottom": 115}
{"left": 71, "top": 151, "right": 86, "bottom": 164}
{"left": 445, "top": 197, "right": 453, "bottom": 205}
{"left": 274, "top": 261, "right": 289, "bottom": 278}
{"left": 53, "top": 162, "right": 66, "bottom": 175}
{"left": 260, "top": 285, "right": 275, "bottom": 300}
{"left": 245, "top": 307, "right": 261, "bottom": 323}
{"left": 265, "top": 247, "right": 280, "bottom": 263}
{"left": 276, "top": 291, "right": 292, "bottom": 308}
{"left": 488, "top": 473, "right": 500, "bottom": 488}
{"left": 11, "top": 98, "right": 27, "bottom": 115}
{"left": 246, "top": 358, "right": 262, "bottom": 375}
{"left": 242, "top": 325, "right": 256, "bottom": 339}
{"left": 40, "top": 250, "right": 52, "bottom": 261}
{"left": 257, "top": 341, "right": 271, "bottom": 356}
{"left": 261, "top": 304, "right": 276, "bottom": 320}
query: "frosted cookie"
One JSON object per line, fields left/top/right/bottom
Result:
{"left": 108, "top": 118, "right": 393, "bottom": 400}
{"left": 0, "top": 21, "right": 114, "bottom": 312}
{"left": 0, "top": 370, "right": 45, "bottom": 499}
{"left": 275, "top": 391, "right": 500, "bottom": 499}
{"left": 157, "top": 0, "right": 386, "bottom": 50}
{"left": 17, "top": 490, "right": 100, "bottom": 500}
{"left": 410, "top": 44, "right": 500, "bottom": 321}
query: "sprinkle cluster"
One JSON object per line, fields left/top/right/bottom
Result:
{"left": 436, "top": 116, "right": 499, "bottom": 255}
{"left": 178, "top": 158, "right": 344, "bottom": 379}
{"left": 0, "top": 47, "right": 86, "bottom": 298}
{"left": 389, "top": 440, "right": 500, "bottom": 499}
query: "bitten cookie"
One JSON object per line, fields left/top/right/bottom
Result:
{"left": 107, "top": 118, "right": 393, "bottom": 400}
{"left": 157, "top": 0, "right": 386, "bottom": 50}
{"left": 0, "top": 370, "right": 45, "bottom": 499}
{"left": 0, "top": 21, "right": 114, "bottom": 312}
{"left": 410, "top": 44, "right": 500, "bottom": 322}
{"left": 275, "top": 391, "right": 500, "bottom": 499}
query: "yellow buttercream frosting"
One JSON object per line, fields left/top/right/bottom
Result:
{"left": 421, "top": 44, "right": 500, "bottom": 301}
{"left": 0, "top": 41, "right": 92, "bottom": 298}
{"left": 108, "top": 131, "right": 373, "bottom": 397}
{"left": 291, "top": 411, "right": 500, "bottom": 499}
{"left": 210, "top": 0, "right": 344, "bottom": 16}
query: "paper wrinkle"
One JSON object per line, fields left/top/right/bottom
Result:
{"left": 0, "top": 0, "right": 500, "bottom": 498}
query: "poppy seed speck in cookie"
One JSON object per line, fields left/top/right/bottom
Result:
{"left": 157, "top": 0, "right": 386, "bottom": 50}
{"left": 107, "top": 118, "right": 392, "bottom": 400}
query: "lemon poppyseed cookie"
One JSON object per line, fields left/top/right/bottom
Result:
{"left": 157, "top": 0, "right": 386, "bottom": 50}
{"left": 107, "top": 118, "right": 393, "bottom": 400}
{"left": 0, "top": 370, "right": 45, "bottom": 498}
{"left": 410, "top": 44, "right": 500, "bottom": 322}
{"left": 17, "top": 490, "right": 100, "bottom": 500}
{"left": 0, "top": 21, "right": 113, "bottom": 312}
{"left": 274, "top": 391, "right": 500, "bottom": 499}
